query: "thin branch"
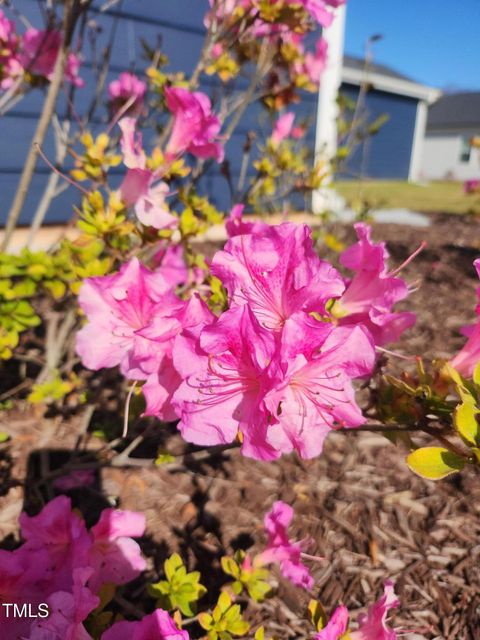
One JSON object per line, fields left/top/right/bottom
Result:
{"left": 0, "top": 77, "right": 25, "bottom": 115}
{"left": 1, "top": 0, "right": 77, "bottom": 251}
{"left": 35, "top": 309, "right": 76, "bottom": 384}
{"left": 26, "top": 118, "right": 71, "bottom": 247}
{"left": 223, "top": 40, "right": 272, "bottom": 142}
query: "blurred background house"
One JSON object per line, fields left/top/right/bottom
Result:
{"left": 1, "top": 0, "right": 479, "bottom": 241}
{"left": 421, "top": 92, "right": 480, "bottom": 181}
{"left": 338, "top": 56, "right": 440, "bottom": 181}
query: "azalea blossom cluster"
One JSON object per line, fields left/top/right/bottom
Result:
{"left": 270, "top": 112, "right": 305, "bottom": 147}
{"left": 205, "top": 0, "right": 345, "bottom": 96}
{"left": 450, "top": 258, "right": 480, "bottom": 377}
{"left": 0, "top": 9, "right": 83, "bottom": 90}
{"left": 76, "top": 219, "right": 416, "bottom": 461}
{"left": 113, "top": 86, "right": 223, "bottom": 229}
{"left": 0, "top": 495, "right": 150, "bottom": 639}
{"left": 254, "top": 500, "right": 316, "bottom": 589}
{"left": 0, "top": 496, "right": 403, "bottom": 639}
{"left": 316, "top": 581, "right": 400, "bottom": 640}
{"left": 464, "top": 179, "right": 480, "bottom": 195}
{"left": 108, "top": 71, "right": 148, "bottom": 117}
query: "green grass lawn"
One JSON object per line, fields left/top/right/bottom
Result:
{"left": 333, "top": 180, "right": 479, "bottom": 215}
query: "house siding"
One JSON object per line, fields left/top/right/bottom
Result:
{"left": 421, "top": 128, "right": 480, "bottom": 181}
{"left": 338, "top": 83, "right": 419, "bottom": 180}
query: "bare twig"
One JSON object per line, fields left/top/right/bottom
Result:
{"left": 26, "top": 117, "right": 71, "bottom": 247}
{"left": 223, "top": 40, "right": 272, "bottom": 143}
{"left": 1, "top": 0, "right": 79, "bottom": 251}
{"left": 35, "top": 309, "right": 76, "bottom": 384}
{"left": 0, "top": 77, "right": 25, "bottom": 115}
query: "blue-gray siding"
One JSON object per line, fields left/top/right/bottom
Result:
{"left": 338, "top": 83, "right": 418, "bottom": 180}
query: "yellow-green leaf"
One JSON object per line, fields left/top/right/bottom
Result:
{"left": 307, "top": 599, "right": 327, "bottom": 631}
{"left": 454, "top": 399, "right": 480, "bottom": 445}
{"left": 198, "top": 613, "right": 213, "bottom": 630}
{"left": 474, "top": 362, "right": 480, "bottom": 387}
{"left": 155, "top": 452, "right": 176, "bottom": 465}
{"left": 406, "top": 447, "right": 465, "bottom": 480}
{"left": 254, "top": 627, "right": 265, "bottom": 640}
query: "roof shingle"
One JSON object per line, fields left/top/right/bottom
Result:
{"left": 427, "top": 92, "right": 480, "bottom": 129}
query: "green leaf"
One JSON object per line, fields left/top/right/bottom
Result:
{"left": 254, "top": 627, "right": 265, "bottom": 640}
{"left": 248, "top": 579, "right": 272, "bottom": 602}
{"left": 0, "top": 432, "right": 10, "bottom": 443}
{"left": 307, "top": 599, "right": 328, "bottom": 631}
{"left": 473, "top": 362, "right": 480, "bottom": 387}
{"left": 207, "top": 592, "right": 249, "bottom": 639}
{"left": 155, "top": 452, "right": 176, "bottom": 465}
{"left": 164, "top": 553, "right": 183, "bottom": 581}
{"left": 454, "top": 399, "right": 480, "bottom": 445}
{"left": 150, "top": 553, "right": 206, "bottom": 616}
{"left": 198, "top": 613, "right": 213, "bottom": 630}
{"left": 221, "top": 556, "right": 240, "bottom": 579}
{"left": 406, "top": 447, "right": 465, "bottom": 480}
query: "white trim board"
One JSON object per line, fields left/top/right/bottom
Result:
{"left": 341, "top": 66, "right": 441, "bottom": 103}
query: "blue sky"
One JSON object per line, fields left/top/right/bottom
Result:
{"left": 344, "top": 0, "right": 480, "bottom": 90}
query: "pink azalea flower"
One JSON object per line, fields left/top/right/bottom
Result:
{"left": 101, "top": 609, "right": 189, "bottom": 640}
{"left": 255, "top": 501, "right": 315, "bottom": 590}
{"left": 76, "top": 257, "right": 184, "bottom": 379}
{"left": 151, "top": 243, "right": 204, "bottom": 288}
{"left": 351, "top": 581, "right": 400, "bottom": 639}
{"left": 271, "top": 112, "right": 295, "bottom": 146}
{"left": 263, "top": 318, "right": 375, "bottom": 459}
{"left": 450, "top": 258, "right": 480, "bottom": 376}
{"left": 335, "top": 223, "right": 416, "bottom": 345}
{"left": 165, "top": 86, "right": 224, "bottom": 162}
{"left": 172, "top": 304, "right": 280, "bottom": 459}
{"left": 19, "top": 496, "right": 91, "bottom": 593}
{"left": 143, "top": 294, "right": 214, "bottom": 421}
{"left": 292, "top": 37, "right": 328, "bottom": 85}
{"left": 317, "top": 582, "right": 400, "bottom": 639}
{"left": 152, "top": 243, "right": 189, "bottom": 287}
{"left": 225, "top": 204, "right": 270, "bottom": 238}
{"left": 142, "top": 358, "right": 182, "bottom": 421}
{"left": 108, "top": 71, "right": 147, "bottom": 116}
{"left": 0, "top": 549, "right": 47, "bottom": 639}
{"left": 20, "top": 28, "right": 84, "bottom": 87}
{"left": 119, "top": 117, "right": 147, "bottom": 169}
{"left": 0, "top": 9, "right": 15, "bottom": 42}
{"left": 0, "top": 9, "right": 22, "bottom": 90}
{"left": 211, "top": 222, "right": 345, "bottom": 331}
{"left": 315, "top": 605, "right": 349, "bottom": 640}
{"left": 450, "top": 323, "right": 480, "bottom": 377}
{"left": 29, "top": 568, "right": 98, "bottom": 640}
{"left": 464, "top": 179, "right": 480, "bottom": 194}
{"left": 87, "top": 510, "right": 146, "bottom": 593}
{"left": 300, "top": 0, "right": 334, "bottom": 27}
{"left": 118, "top": 118, "right": 176, "bottom": 229}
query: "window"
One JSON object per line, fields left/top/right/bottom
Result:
{"left": 460, "top": 137, "right": 471, "bottom": 163}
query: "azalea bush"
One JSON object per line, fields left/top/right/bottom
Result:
{"left": 0, "top": 1, "right": 479, "bottom": 638}
{"left": 1, "top": 495, "right": 404, "bottom": 639}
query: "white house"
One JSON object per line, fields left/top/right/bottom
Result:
{"left": 421, "top": 92, "right": 480, "bottom": 181}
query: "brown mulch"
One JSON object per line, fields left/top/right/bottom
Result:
{"left": 1, "top": 213, "right": 480, "bottom": 639}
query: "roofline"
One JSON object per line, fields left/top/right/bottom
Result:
{"left": 341, "top": 66, "right": 441, "bottom": 103}
{"left": 426, "top": 124, "right": 480, "bottom": 133}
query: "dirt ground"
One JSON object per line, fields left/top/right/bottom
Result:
{"left": 1, "top": 213, "right": 480, "bottom": 639}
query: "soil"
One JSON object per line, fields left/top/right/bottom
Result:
{"left": 1, "top": 212, "right": 480, "bottom": 640}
